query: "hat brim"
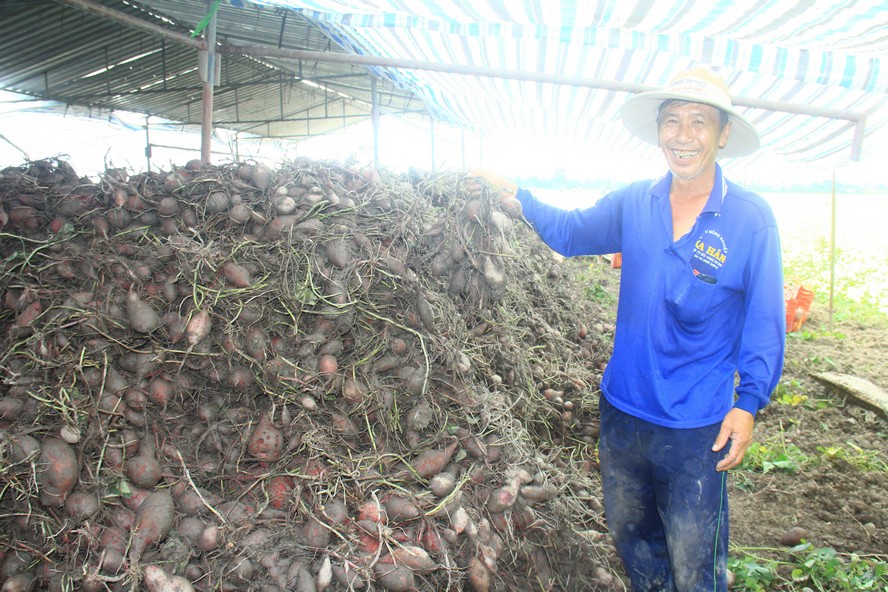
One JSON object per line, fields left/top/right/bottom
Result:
{"left": 620, "top": 91, "right": 760, "bottom": 158}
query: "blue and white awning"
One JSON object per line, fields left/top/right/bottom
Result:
{"left": 250, "top": 0, "right": 888, "bottom": 169}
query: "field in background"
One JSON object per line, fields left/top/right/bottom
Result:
{"left": 767, "top": 191, "right": 888, "bottom": 317}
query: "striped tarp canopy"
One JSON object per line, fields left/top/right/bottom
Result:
{"left": 248, "top": 0, "right": 888, "bottom": 171}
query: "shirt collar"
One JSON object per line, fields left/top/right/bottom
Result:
{"left": 649, "top": 163, "right": 728, "bottom": 215}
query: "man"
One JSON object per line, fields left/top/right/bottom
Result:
{"left": 471, "top": 68, "right": 786, "bottom": 591}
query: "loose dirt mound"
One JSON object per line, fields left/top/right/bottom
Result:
{"left": 0, "top": 158, "right": 621, "bottom": 591}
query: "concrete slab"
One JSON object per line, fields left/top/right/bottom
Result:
{"left": 812, "top": 372, "right": 888, "bottom": 419}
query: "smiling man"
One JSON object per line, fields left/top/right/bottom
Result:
{"left": 470, "top": 68, "right": 786, "bottom": 591}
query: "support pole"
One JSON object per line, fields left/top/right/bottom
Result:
{"left": 829, "top": 171, "right": 837, "bottom": 329}
{"left": 371, "top": 78, "right": 379, "bottom": 167}
{"left": 200, "top": 0, "right": 218, "bottom": 164}
{"left": 429, "top": 117, "right": 436, "bottom": 171}
{"left": 144, "top": 116, "right": 151, "bottom": 172}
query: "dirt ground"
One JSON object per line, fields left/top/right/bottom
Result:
{"left": 728, "top": 311, "right": 888, "bottom": 558}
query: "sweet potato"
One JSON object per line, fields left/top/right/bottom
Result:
{"left": 341, "top": 376, "right": 367, "bottom": 405}
{"left": 37, "top": 437, "right": 79, "bottom": 507}
{"left": 185, "top": 309, "right": 212, "bottom": 346}
{"left": 0, "top": 396, "right": 24, "bottom": 420}
{"left": 198, "top": 525, "right": 220, "bottom": 552}
{"left": 421, "top": 525, "right": 448, "bottom": 555}
{"left": 220, "top": 556, "right": 255, "bottom": 591}
{"left": 415, "top": 291, "right": 435, "bottom": 332}
{"left": 250, "top": 163, "right": 272, "bottom": 190}
{"left": 244, "top": 326, "right": 268, "bottom": 361}
{"left": 498, "top": 196, "right": 524, "bottom": 220}
{"left": 8, "top": 434, "right": 40, "bottom": 464}
{"left": 124, "top": 454, "right": 163, "bottom": 488}
{"left": 486, "top": 478, "right": 520, "bottom": 514}
{"left": 387, "top": 545, "right": 436, "bottom": 575}
{"left": 357, "top": 523, "right": 382, "bottom": 554}
{"left": 177, "top": 517, "right": 205, "bottom": 546}
{"left": 267, "top": 475, "right": 294, "bottom": 510}
{"left": 410, "top": 441, "right": 458, "bottom": 480}
{"left": 373, "top": 563, "right": 415, "bottom": 592}
{"left": 221, "top": 261, "right": 252, "bottom": 288}
{"left": 285, "top": 562, "right": 315, "bottom": 592}
{"left": 333, "top": 563, "right": 366, "bottom": 589}
{"left": 519, "top": 484, "right": 556, "bottom": 504}
{"left": 130, "top": 490, "right": 175, "bottom": 562}
{"left": 316, "top": 555, "right": 333, "bottom": 591}
{"left": 331, "top": 413, "right": 358, "bottom": 437}
{"left": 65, "top": 491, "right": 100, "bottom": 520}
{"left": 146, "top": 377, "right": 174, "bottom": 408}
{"left": 317, "top": 354, "right": 338, "bottom": 376}
{"left": 143, "top": 565, "right": 194, "bottom": 592}
{"left": 205, "top": 191, "right": 230, "bottom": 214}
{"left": 356, "top": 500, "right": 386, "bottom": 523}
{"left": 320, "top": 498, "right": 349, "bottom": 526}
{"left": 303, "top": 516, "right": 331, "bottom": 548}
{"left": 246, "top": 415, "right": 283, "bottom": 462}
{"left": 385, "top": 495, "right": 419, "bottom": 522}
{"left": 14, "top": 301, "right": 42, "bottom": 330}
{"left": 1, "top": 573, "right": 36, "bottom": 592}
{"left": 467, "top": 557, "right": 490, "bottom": 592}
{"left": 126, "top": 290, "right": 160, "bottom": 334}
{"left": 428, "top": 472, "right": 457, "bottom": 497}
{"left": 226, "top": 365, "right": 254, "bottom": 390}
{"left": 405, "top": 399, "right": 433, "bottom": 431}
{"left": 325, "top": 238, "right": 352, "bottom": 268}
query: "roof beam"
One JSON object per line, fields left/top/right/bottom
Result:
{"left": 220, "top": 44, "right": 869, "bottom": 160}
{"left": 55, "top": 0, "right": 206, "bottom": 51}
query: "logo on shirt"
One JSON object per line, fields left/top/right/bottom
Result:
{"left": 693, "top": 229, "right": 727, "bottom": 281}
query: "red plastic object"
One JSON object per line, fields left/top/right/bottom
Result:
{"left": 784, "top": 281, "right": 814, "bottom": 333}
{"left": 611, "top": 253, "right": 622, "bottom": 269}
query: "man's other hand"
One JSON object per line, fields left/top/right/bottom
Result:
{"left": 712, "top": 408, "right": 755, "bottom": 472}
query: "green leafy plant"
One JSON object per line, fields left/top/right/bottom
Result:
{"left": 737, "top": 439, "right": 812, "bottom": 475}
{"left": 772, "top": 378, "right": 833, "bottom": 411}
{"left": 577, "top": 259, "right": 618, "bottom": 306}
{"left": 818, "top": 442, "right": 888, "bottom": 472}
{"left": 772, "top": 378, "right": 809, "bottom": 407}
{"left": 730, "top": 544, "right": 888, "bottom": 591}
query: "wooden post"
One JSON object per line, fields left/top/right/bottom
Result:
{"left": 829, "top": 170, "right": 837, "bottom": 329}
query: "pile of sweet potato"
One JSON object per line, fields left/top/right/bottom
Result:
{"left": 0, "top": 157, "right": 618, "bottom": 591}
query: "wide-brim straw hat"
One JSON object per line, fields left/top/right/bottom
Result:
{"left": 620, "top": 68, "right": 760, "bottom": 158}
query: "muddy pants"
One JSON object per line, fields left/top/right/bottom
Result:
{"left": 599, "top": 396, "right": 729, "bottom": 592}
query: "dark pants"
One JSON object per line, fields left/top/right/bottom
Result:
{"left": 599, "top": 396, "right": 729, "bottom": 592}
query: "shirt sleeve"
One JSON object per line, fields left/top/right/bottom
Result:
{"left": 516, "top": 188, "right": 624, "bottom": 257}
{"left": 733, "top": 222, "right": 787, "bottom": 415}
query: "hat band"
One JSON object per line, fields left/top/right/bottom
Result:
{"left": 667, "top": 77, "right": 732, "bottom": 110}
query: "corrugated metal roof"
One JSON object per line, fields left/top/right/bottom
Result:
{"left": 0, "top": 0, "right": 423, "bottom": 140}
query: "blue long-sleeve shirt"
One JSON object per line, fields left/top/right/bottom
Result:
{"left": 516, "top": 165, "right": 786, "bottom": 428}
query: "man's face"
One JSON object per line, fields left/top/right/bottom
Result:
{"left": 657, "top": 101, "right": 731, "bottom": 182}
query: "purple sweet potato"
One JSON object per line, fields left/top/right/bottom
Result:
{"left": 37, "top": 437, "right": 79, "bottom": 507}
{"left": 130, "top": 490, "right": 175, "bottom": 562}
